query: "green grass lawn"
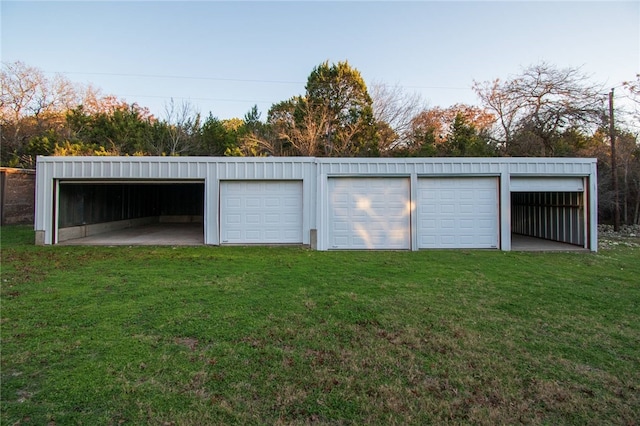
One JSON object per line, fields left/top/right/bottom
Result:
{"left": 1, "top": 225, "right": 639, "bottom": 425}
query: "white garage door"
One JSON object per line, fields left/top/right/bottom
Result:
{"left": 418, "top": 177, "right": 498, "bottom": 249}
{"left": 220, "top": 181, "right": 302, "bottom": 244}
{"left": 329, "top": 177, "right": 410, "bottom": 249}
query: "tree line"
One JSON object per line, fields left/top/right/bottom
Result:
{"left": 1, "top": 60, "right": 639, "bottom": 224}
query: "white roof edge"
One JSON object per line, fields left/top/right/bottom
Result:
{"left": 314, "top": 157, "right": 597, "bottom": 164}
{"left": 36, "top": 155, "right": 317, "bottom": 163}
{"left": 36, "top": 156, "right": 597, "bottom": 164}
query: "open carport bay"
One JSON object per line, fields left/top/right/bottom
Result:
{"left": 56, "top": 181, "right": 204, "bottom": 245}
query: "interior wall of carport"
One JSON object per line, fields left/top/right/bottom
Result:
{"left": 511, "top": 191, "right": 585, "bottom": 246}
{"left": 57, "top": 183, "right": 204, "bottom": 228}
{"left": 53, "top": 181, "right": 205, "bottom": 244}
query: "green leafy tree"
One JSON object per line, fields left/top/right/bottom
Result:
{"left": 443, "top": 114, "right": 497, "bottom": 157}
{"left": 267, "top": 61, "right": 379, "bottom": 157}
{"left": 220, "top": 117, "right": 266, "bottom": 157}
{"left": 25, "top": 130, "right": 58, "bottom": 160}
{"left": 401, "top": 104, "right": 495, "bottom": 157}
{"left": 197, "top": 106, "right": 271, "bottom": 157}
{"left": 306, "top": 61, "right": 378, "bottom": 156}
{"left": 237, "top": 105, "right": 271, "bottom": 156}
{"left": 243, "top": 105, "right": 262, "bottom": 134}
{"left": 66, "top": 103, "right": 153, "bottom": 155}
{"left": 197, "top": 114, "right": 232, "bottom": 155}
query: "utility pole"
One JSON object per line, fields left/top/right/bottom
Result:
{"left": 609, "top": 88, "right": 620, "bottom": 231}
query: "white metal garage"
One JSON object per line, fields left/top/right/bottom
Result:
{"left": 417, "top": 177, "right": 498, "bottom": 249}
{"left": 34, "top": 156, "right": 599, "bottom": 251}
{"left": 220, "top": 180, "right": 303, "bottom": 244}
{"left": 328, "top": 177, "right": 410, "bottom": 249}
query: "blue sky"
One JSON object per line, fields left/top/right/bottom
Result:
{"left": 2, "top": 1, "right": 638, "bottom": 120}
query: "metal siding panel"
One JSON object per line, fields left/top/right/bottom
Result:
{"left": 559, "top": 194, "right": 565, "bottom": 242}
{"left": 151, "top": 161, "right": 160, "bottom": 178}
{"left": 536, "top": 193, "right": 543, "bottom": 238}
{"left": 34, "top": 160, "right": 51, "bottom": 231}
{"left": 545, "top": 193, "right": 551, "bottom": 239}
{"left": 130, "top": 161, "right": 139, "bottom": 177}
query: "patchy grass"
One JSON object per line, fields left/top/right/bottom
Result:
{"left": 1, "top": 225, "right": 639, "bottom": 425}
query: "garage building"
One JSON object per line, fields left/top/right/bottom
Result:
{"left": 35, "top": 156, "right": 598, "bottom": 251}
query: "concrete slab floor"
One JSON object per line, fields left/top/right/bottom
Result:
{"left": 59, "top": 223, "right": 204, "bottom": 246}
{"left": 511, "top": 234, "right": 588, "bottom": 252}
{"left": 59, "top": 227, "right": 589, "bottom": 250}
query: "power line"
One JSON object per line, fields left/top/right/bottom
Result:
{"left": 46, "top": 70, "right": 305, "bottom": 85}
{"left": 119, "top": 94, "right": 275, "bottom": 105}
{"left": 45, "top": 69, "right": 474, "bottom": 92}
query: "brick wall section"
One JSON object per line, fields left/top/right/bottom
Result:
{"left": 1, "top": 168, "right": 36, "bottom": 225}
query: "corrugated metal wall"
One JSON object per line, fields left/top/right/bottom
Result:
{"left": 316, "top": 157, "right": 594, "bottom": 176}
{"left": 511, "top": 192, "right": 584, "bottom": 246}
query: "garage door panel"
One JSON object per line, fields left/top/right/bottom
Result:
{"left": 459, "top": 219, "right": 474, "bottom": 229}
{"left": 423, "top": 205, "right": 437, "bottom": 214}
{"left": 460, "top": 204, "right": 474, "bottom": 213}
{"left": 418, "top": 177, "right": 498, "bottom": 249}
{"left": 334, "top": 235, "right": 349, "bottom": 245}
{"left": 441, "top": 236, "right": 455, "bottom": 245}
{"left": 227, "top": 198, "right": 241, "bottom": 208}
{"left": 441, "top": 204, "right": 455, "bottom": 214}
{"left": 265, "top": 230, "right": 280, "bottom": 239}
{"left": 477, "top": 205, "right": 494, "bottom": 214}
{"left": 478, "top": 219, "right": 495, "bottom": 230}
{"left": 246, "top": 214, "right": 260, "bottom": 224}
{"left": 220, "top": 181, "right": 302, "bottom": 244}
{"left": 265, "top": 214, "right": 281, "bottom": 224}
{"left": 421, "top": 218, "right": 436, "bottom": 228}
{"left": 246, "top": 198, "right": 260, "bottom": 208}
{"left": 329, "top": 177, "right": 410, "bottom": 249}
{"left": 246, "top": 230, "right": 261, "bottom": 239}
{"left": 439, "top": 218, "right": 454, "bottom": 228}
